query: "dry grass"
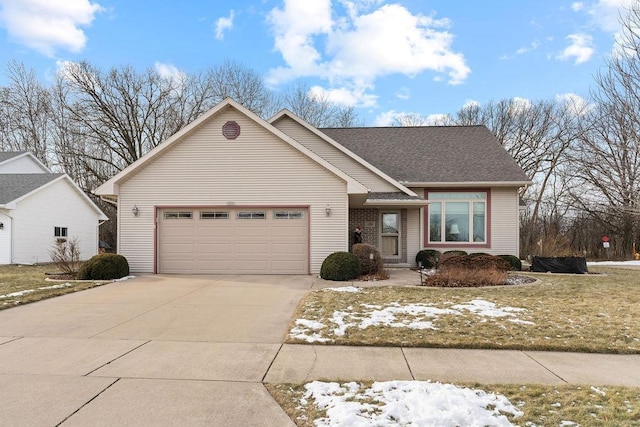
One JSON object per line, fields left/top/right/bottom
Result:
{"left": 266, "top": 382, "right": 640, "bottom": 427}
{"left": 288, "top": 267, "right": 640, "bottom": 353}
{"left": 0, "top": 264, "right": 107, "bottom": 310}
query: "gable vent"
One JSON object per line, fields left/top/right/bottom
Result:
{"left": 222, "top": 121, "right": 240, "bottom": 139}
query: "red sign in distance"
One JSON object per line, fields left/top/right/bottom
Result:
{"left": 602, "top": 236, "right": 610, "bottom": 242}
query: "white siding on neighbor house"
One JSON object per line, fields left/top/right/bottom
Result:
{"left": 11, "top": 179, "right": 101, "bottom": 264}
{"left": 0, "top": 156, "right": 49, "bottom": 173}
{"left": 273, "top": 117, "right": 399, "bottom": 193}
{"left": 118, "top": 108, "right": 349, "bottom": 274}
{"left": 489, "top": 187, "right": 520, "bottom": 256}
{"left": 406, "top": 208, "right": 421, "bottom": 266}
{"left": 0, "top": 211, "right": 11, "bottom": 264}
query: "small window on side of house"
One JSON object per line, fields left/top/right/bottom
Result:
{"left": 54, "top": 226, "right": 68, "bottom": 237}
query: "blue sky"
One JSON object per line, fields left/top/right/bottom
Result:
{"left": 0, "top": 0, "right": 634, "bottom": 125}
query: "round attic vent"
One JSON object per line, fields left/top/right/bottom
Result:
{"left": 222, "top": 121, "right": 240, "bottom": 139}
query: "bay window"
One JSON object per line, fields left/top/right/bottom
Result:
{"left": 427, "top": 192, "right": 487, "bottom": 244}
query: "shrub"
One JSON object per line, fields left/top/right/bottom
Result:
{"left": 499, "top": 254, "right": 522, "bottom": 271}
{"left": 439, "top": 254, "right": 510, "bottom": 272}
{"left": 320, "top": 252, "right": 361, "bottom": 281}
{"left": 439, "top": 250, "right": 468, "bottom": 263}
{"left": 49, "top": 237, "right": 82, "bottom": 275}
{"left": 352, "top": 243, "right": 383, "bottom": 276}
{"left": 78, "top": 253, "right": 129, "bottom": 280}
{"left": 415, "top": 249, "right": 441, "bottom": 269}
{"left": 468, "top": 252, "right": 491, "bottom": 257}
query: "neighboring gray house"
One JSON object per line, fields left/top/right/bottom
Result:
{"left": 0, "top": 152, "right": 108, "bottom": 265}
{"left": 95, "top": 98, "right": 530, "bottom": 275}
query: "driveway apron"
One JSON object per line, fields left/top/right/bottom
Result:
{"left": 0, "top": 274, "right": 315, "bottom": 426}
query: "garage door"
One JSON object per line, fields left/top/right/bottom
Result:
{"left": 158, "top": 208, "right": 308, "bottom": 274}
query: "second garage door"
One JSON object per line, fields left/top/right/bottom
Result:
{"left": 158, "top": 208, "right": 309, "bottom": 274}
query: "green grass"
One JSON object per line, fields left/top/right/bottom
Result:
{"left": 0, "top": 264, "right": 108, "bottom": 310}
{"left": 267, "top": 382, "right": 640, "bottom": 427}
{"left": 287, "top": 267, "right": 640, "bottom": 353}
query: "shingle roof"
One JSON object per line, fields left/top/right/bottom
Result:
{"left": 319, "top": 126, "right": 530, "bottom": 184}
{"left": 0, "top": 173, "right": 62, "bottom": 204}
{"left": 0, "top": 151, "right": 26, "bottom": 163}
{"left": 367, "top": 192, "right": 423, "bottom": 201}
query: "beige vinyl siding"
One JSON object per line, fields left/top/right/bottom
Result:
{"left": 406, "top": 208, "right": 421, "bottom": 266}
{"left": 489, "top": 187, "right": 520, "bottom": 256}
{"left": 118, "top": 108, "right": 348, "bottom": 273}
{"left": 0, "top": 156, "right": 49, "bottom": 173}
{"left": 273, "top": 116, "right": 398, "bottom": 193}
{"left": 0, "top": 210, "right": 10, "bottom": 264}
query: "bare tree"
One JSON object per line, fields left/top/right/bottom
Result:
{"left": 568, "top": 3, "right": 640, "bottom": 257}
{"left": 282, "top": 82, "right": 362, "bottom": 127}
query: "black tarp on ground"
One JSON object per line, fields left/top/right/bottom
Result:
{"left": 531, "top": 256, "right": 588, "bottom": 274}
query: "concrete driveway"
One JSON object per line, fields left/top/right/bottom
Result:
{"left": 0, "top": 274, "right": 316, "bottom": 426}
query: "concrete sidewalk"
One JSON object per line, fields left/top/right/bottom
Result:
{"left": 0, "top": 272, "right": 639, "bottom": 426}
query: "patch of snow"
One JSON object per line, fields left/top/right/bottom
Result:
{"left": 590, "top": 386, "right": 606, "bottom": 396}
{"left": 587, "top": 260, "right": 640, "bottom": 266}
{"left": 359, "top": 303, "right": 457, "bottom": 330}
{"left": 0, "top": 289, "right": 35, "bottom": 299}
{"left": 113, "top": 275, "right": 136, "bottom": 282}
{"left": 559, "top": 421, "right": 580, "bottom": 426}
{"left": 303, "top": 380, "right": 523, "bottom": 426}
{"left": 452, "top": 299, "right": 528, "bottom": 319}
{"left": 38, "top": 283, "right": 74, "bottom": 290}
{"left": 324, "top": 286, "right": 361, "bottom": 293}
{"left": 289, "top": 319, "right": 331, "bottom": 343}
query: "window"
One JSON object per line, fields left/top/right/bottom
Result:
{"left": 200, "top": 211, "right": 229, "bottom": 219}
{"left": 274, "top": 211, "right": 304, "bottom": 219}
{"left": 428, "top": 192, "right": 487, "bottom": 243}
{"left": 54, "top": 227, "right": 68, "bottom": 237}
{"left": 237, "top": 211, "right": 266, "bottom": 219}
{"left": 381, "top": 212, "right": 400, "bottom": 257}
{"left": 163, "top": 212, "right": 193, "bottom": 219}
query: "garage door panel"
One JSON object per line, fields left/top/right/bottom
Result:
{"left": 159, "top": 208, "right": 308, "bottom": 274}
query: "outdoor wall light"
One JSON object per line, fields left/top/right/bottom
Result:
{"left": 325, "top": 204, "right": 331, "bottom": 216}
{"left": 0, "top": 222, "right": 3, "bottom": 230}
{"left": 132, "top": 205, "right": 139, "bottom": 216}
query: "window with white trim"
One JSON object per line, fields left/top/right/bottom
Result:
{"left": 274, "top": 211, "right": 304, "bottom": 219}
{"left": 164, "top": 212, "right": 193, "bottom": 219}
{"left": 200, "top": 211, "right": 229, "bottom": 219}
{"left": 237, "top": 211, "right": 266, "bottom": 219}
{"left": 381, "top": 211, "right": 400, "bottom": 257}
{"left": 428, "top": 192, "right": 486, "bottom": 243}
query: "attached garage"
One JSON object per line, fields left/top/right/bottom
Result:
{"left": 158, "top": 207, "right": 309, "bottom": 274}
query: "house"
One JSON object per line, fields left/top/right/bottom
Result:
{"left": 94, "top": 98, "right": 530, "bottom": 275}
{"left": 0, "top": 152, "right": 109, "bottom": 265}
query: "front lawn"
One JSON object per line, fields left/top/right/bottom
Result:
{"left": 0, "top": 264, "right": 108, "bottom": 310}
{"left": 267, "top": 381, "right": 640, "bottom": 427}
{"left": 287, "top": 267, "right": 640, "bottom": 354}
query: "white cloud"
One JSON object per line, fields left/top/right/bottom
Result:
{"left": 373, "top": 109, "right": 449, "bottom": 126}
{"left": 154, "top": 62, "right": 186, "bottom": 90}
{"left": 395, "top": 87, "right": 411, "bottom": 100}
{"left": 0, "top": 0, "right": 103, "bottom": 57}
{"left": 214, "top": 10, "right": 234, "bottom": 40}
{"left": 586, "top": 0, "right": 636, "bottom": 32}
{"left": 462, "top": 99, "right": 480, "bottom": 109}
{"left": 555, "top": 92, "right": 592, "bottom": 115}
{"left": 310, "top": 85, "right": 377, "bottom": 107}
{"left": 500, "top": 40, "right": 539, "bottom": 60}
{"left": 557, "top": 33, "right": 594, "bottom": 64}
{"left": 266, "top": 1, "right": 469, "bottom": 107}
{"left": 572, "top": 2, "right": 585, "bottom": 12}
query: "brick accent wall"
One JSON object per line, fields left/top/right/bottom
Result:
{"left": 349, "top": 208, "right": 408, "bottom": 264}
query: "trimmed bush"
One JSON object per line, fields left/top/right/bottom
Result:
{"left": 352, "top": 243, "right": 383, "bottom": 276}
{"left": 320, "top": 252, "right": 361, "bottom": 281}
{"left": 439, "top": 254, "right": 510, "bottom": 272}
{"left": 415, "top": 249, "right": 441, "bottom": 269}
{"left": 78, "top": 253, "right": 130, "bottom": 280}
{"left": 439, "top": 250, "right": 468, "bottom": 263}
{"left": 499, "top": 254, "right": 522, "bottom": 271}
{"left": 468, "top": 252, "right": 491, "bottom": 257}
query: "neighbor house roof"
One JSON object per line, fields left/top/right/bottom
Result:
{"left": 0, "top": 173, "right": 62, "bottom": 204}
{"left": 319, "top": 126, "right": 531, "bottom": 186}
{"left": 0, "top": 151, "right": 26, "bottom": 163}
{"left": 0, "top": 173, "right": 108, "bottom": 220}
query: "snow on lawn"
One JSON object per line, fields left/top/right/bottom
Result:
{"left": 290, "top": 296, "right": 534, "bottom": 343}
{"left": 301, "top": 380, "right": 523, "bottom": 427}
{"left": 587, "top": 260, "right": 640, "bottom": 266}
{"left": 0, "top": 283, "right": 75, "bottom": 299}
